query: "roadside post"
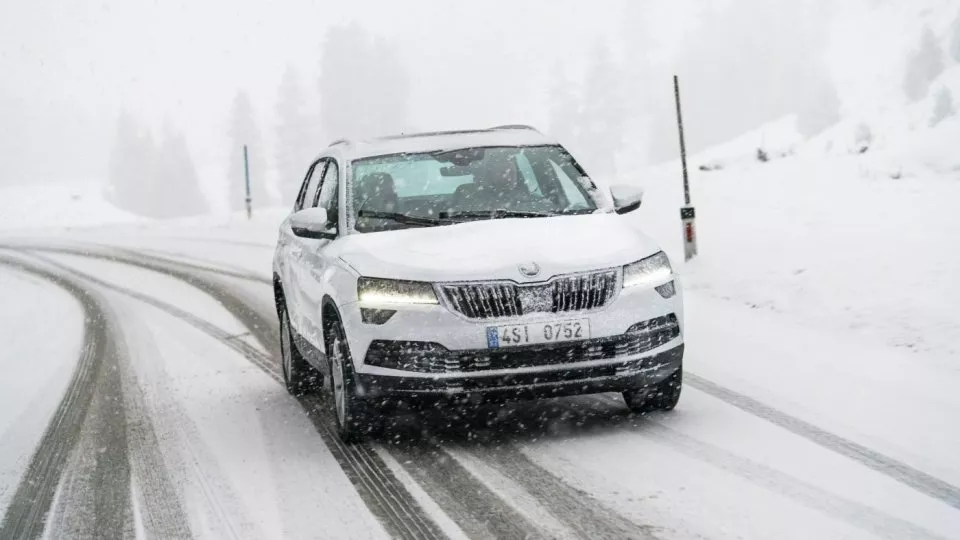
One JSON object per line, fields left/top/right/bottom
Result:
{"left": 673, "top": 75, "right": 697, "bottom": 261}
{"left": 243, "top": 144, "right": 252, "bottom": 220}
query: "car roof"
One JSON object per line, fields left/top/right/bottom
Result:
{"left": 326, "top": 125, "right": 559, "bottom": 161}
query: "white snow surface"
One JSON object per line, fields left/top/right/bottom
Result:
{"left": 43, "top": 253, "right": 387, "bottom": 539}
{"left": 0, "top": 183, "right": 143, "bottom": 232}
{"left": 0, "top": 259, "right": 84, "bottom": 512}
{"left": 5, "top": 149, "right": 950, "bottom": 536}
{"left": 3, "top": 7, "right": 960, "bottom": 530}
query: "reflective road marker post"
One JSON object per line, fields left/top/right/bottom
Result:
{"left": 674, "top": 75, "right": 697, "bottom": 261}
{"left": 243, "top": 144, "right": 252, "bottom": 220}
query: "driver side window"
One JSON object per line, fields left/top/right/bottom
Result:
{"left": 295, "top": 159, "right": 327, "bottom": 212}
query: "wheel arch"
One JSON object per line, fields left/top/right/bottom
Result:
{"left": 320, "top": 295, "right": 342, "bottom": 352}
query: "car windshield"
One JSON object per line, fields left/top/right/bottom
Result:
{"left": 350, "top": 145, "right": 598, "bottom": 232}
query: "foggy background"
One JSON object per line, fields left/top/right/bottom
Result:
{"left": 0, "top": 0, "right": 939, "bottom": 216}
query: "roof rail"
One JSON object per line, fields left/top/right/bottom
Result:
{"left": 328, "top": 138, "right": 351, "bottom": 147}
{"left": 377, "top": 128, "right": 488, "bottom": 141}
{"left": 489, "top": 124, "right": 541, "bottom": 132}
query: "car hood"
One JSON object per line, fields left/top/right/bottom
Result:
{"left": 337, "top": 213, "right": 663, "bottom": 283}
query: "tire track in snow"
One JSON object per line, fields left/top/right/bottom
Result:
{"left": 85, "top": 242, "right": 272, "bottom": 286}
{"left": 75, "top": 244, "right": 649, "bottom": 538}
{"left": 682, "top": 374, "right": 960, "bottom": 511}
{"left": 108, "top": 297, "right": 261, "bottom": 540}
{"left": 100, "top": 242, "right": 960, "bottom": 510}
{"left": 383, "top": 439, "right": 544, "bottom": 540}
{"left": 0, "top": 254, "right": 139, "bottom": 539}
{"left": 161, "top": 236, "right": 275, "bottom": 250}
{"left": 458, "top": 443, "right": 657, "bottom": 539}
{"left": 36, "top": 241, "right": 960, "bottom": 534}
{"left": 19, "top": 244, "right": 446, "bottom": 540}
{"left": 580, "top": 396, "right": 949, "bottom": 540}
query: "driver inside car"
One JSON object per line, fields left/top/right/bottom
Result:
{"left": 452, "top": 156, "right": 550, "bottom": 212}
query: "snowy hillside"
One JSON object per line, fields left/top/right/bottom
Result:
{"left": 620, "top": 0, "right": 960, "bottom": 363}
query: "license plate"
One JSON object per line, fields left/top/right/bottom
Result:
{"left": 486, "top": 319, "right": 591, "bottom": 348}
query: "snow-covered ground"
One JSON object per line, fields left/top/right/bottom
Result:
{"left": 2, "top": 140, "right": 957, "bottom": 537}
{"left": 0, "top": 265, "right": 84, "bottom": 513}
{"left": 2, "top": 3, "right": 959, "bottom": 531}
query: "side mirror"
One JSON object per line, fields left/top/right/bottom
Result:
{"left": 610, "top": 184, "right": 644, "bottom": 214}
{"left": 290, "top": 207, "right": 336, "bottom": 239}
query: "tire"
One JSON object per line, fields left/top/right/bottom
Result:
{"left": 325, "top": 318, "right": 376, "bottom": 443}
{"left": 280, "top": 307, "right": 322, "bottom": 396}
{"left": 623, "top": 364, "right": 682, "bottom": 413}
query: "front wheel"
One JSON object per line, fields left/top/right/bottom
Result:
{"left": 280, "top": 308, "right": 322, "bottom": 396}
{"left": 623, "top": 364, "right": 682, "bottom": 413}
{"left": 325, "top": 319, "right": 376, "bottom": 443}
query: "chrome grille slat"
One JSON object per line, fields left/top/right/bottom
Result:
{"left": 443, "top": 269, "right": 618, "bottom": 319}
{"left": 463, "top": 288, "right": 477, "bottom": 318}
{"left": 586, "top": 275, "right": 595, "bottom": 308}
{"left": 491, "top": 285, "right": 505, "bottom": 316}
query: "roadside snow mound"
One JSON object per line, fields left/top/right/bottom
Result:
{"left": 693, "top": 115, "right": 803, "bottom": 171}
{"left": 0, "top": 183, "right": 143, "bottom": 232}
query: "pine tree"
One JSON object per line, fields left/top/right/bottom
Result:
{"left": 151, "top": 126, "right": 209, "bottom": 218}
{"left": 797, "top": 71, "right": 841, "bottom": 136}
{"left": 106, "top": 111, "right": 157, "bottom": 216}
{"left": 275, "top": 66, "right": 315, "bottom": 206}
{"left": 319, "top": 23, "right": 370, "bottom": 141}
{"left": 854, "top": 123, "right": 873, "bottom": 153}
{"left": 904, "top": 27, "right": 945, "bottom": 102}
{"left": 370, "top": 36, "right": 410, "bottom": 137}
{"left": 319, "top": 23, "right": 411, "bottom": 142}
{"left": 931, "top": 87, "right": 955, "bottom": 126}
{"left": 547, "top": 63, "right": 581, "bottom": 154}
{"left": 228, "top": 91, "right": 269, "bottom": 212}
{"left": 950, "top": 14, "right": 960, "bottom": 63}
{"left": 579, "top": 41, "right": 626, "bottom": 178}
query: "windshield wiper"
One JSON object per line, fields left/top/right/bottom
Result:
{"left": 440, "top": 209, "right": 556, "bottom": 220}
{"left": 356, "top": 210, "right": 444, "bottom": 227}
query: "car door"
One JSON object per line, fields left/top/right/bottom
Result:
{"left": 281, "top": 158, "right": 327, "bottom": 336}
{"left": 296, "top": 159, "right": 341, "bottom": 352}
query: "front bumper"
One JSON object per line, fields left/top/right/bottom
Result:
{"left": 356, "top": 343, "right": 683, "bottom": 401}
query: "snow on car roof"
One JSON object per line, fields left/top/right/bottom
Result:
{"left": 335, "top": 126, "right": 559, "bottom": 161}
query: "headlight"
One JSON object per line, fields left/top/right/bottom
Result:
{"left": 357, "top": 277, "right": 438, "bottom": 304}
{"left": 623, "top": 251, "right": 672, "bottom": 288}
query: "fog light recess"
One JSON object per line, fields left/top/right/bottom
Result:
{"left": 361, "top": 308, "right": 397, "bottom": 324}
{"left": 655, "top": 281, "right": 676, "bottom": 298}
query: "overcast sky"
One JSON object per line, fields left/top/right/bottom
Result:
{"left": 3, "top": 0, "right": 680, "bottom": 184}
{"left": 1, "top": 0, "right": 893, "bottom": 188}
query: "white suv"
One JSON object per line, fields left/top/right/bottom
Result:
{"left": 272, "top": 126, "right": 684, "bottom": 442}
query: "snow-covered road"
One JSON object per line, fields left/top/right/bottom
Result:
{"left": 1, "top": 237, "right": 958, "bottom": 539}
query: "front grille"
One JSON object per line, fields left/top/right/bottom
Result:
{"left": 440, "top": 270, "right": 618, "bottom": 320}
{"left": 363, "top": 314, "right": 680, "bottom": 374}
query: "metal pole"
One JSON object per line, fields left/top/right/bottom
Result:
{"left": 243, "top": 144, "right": 252, "bottom": 220}
{"left": 673, "top": 75, "right": 698, "bottom": 261}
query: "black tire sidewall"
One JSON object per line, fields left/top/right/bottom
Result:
{"left": 281, "top": 305, "right": 321, "bottom": 395}
{"left": 327, "top": 320, "right": 369, "bottom": 442}
{"left": 280, "top": 308, "right": 297, "bottom": 393}
{"left": 625, "top": 362, "right": 682, "bottom": 412}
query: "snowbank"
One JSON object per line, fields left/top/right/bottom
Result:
{"left": 0, "top": 183, "right": 143, "bottom": 232}
{"left": 630, "top": 152, "right": 960, "bottom": 362}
